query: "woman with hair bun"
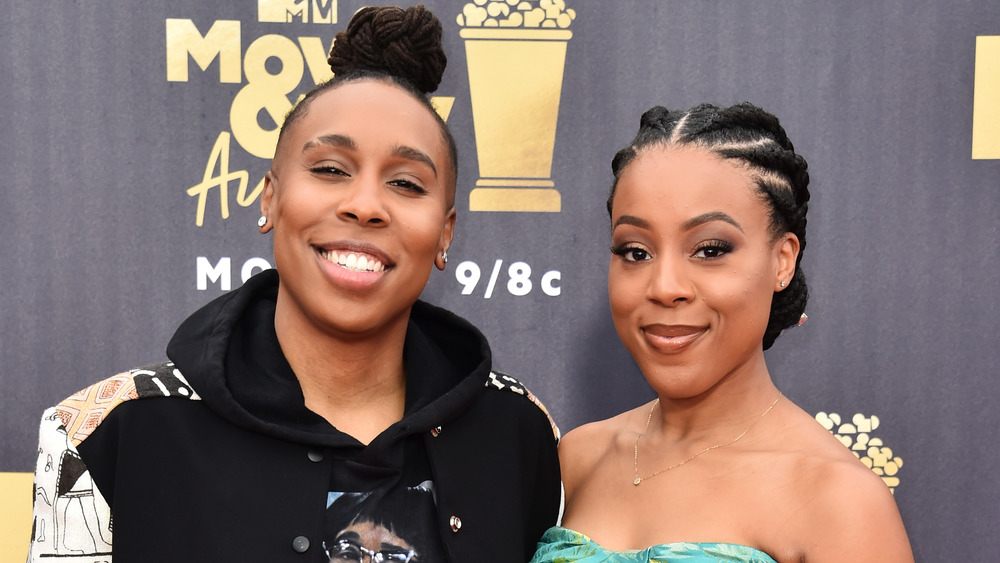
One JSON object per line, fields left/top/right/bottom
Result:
{"left": 530, "top": 103, "right": 912, "bottom": 562}
{"left": 27, "top": 6, "right": 560, "bottom": 562}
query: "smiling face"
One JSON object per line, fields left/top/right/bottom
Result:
{"left": 260, "top": 79, "right": 456, "bottom": 340}
{"left": 608, "top": 145, "right": 798, "bottom": 397}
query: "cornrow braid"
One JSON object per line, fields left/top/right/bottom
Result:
{"left": 609, "top": 102, "right": 811, "bottom": 350}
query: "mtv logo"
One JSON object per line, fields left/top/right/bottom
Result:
{"left": 258, "top": 0, "right": 337, "bottom": 24}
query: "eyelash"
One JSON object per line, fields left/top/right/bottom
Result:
{"left": 311, "top": 165, "right": 348, "bottom": 177}
{"left": 388, "top": 178, "right": 428, "bottom": 195}
{"left": 692, "top": 239, "right": 734, "bottom": 260}
{"left": 610, "top": 245, "right": 650, "bottom": 262}
{"left": 310, "top": 167, "right": 428, "bottom": 195}
{"left": 610, "top": 240, "right": 735, "bottom": 262}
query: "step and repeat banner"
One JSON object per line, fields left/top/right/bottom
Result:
{"left": 1, "top": 1, "right": 998, "bottom": 560}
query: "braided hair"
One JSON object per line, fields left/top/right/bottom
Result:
{"left": 609, "top": 102, "right": 811, "bottom": 350}
{"left": 276, "top": 4, "right": 458, "bottom": 193}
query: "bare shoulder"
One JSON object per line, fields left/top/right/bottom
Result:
{"left": 558, "top": 418, "right": 616, "bottom": 476}
{"left": 798, "top": 457, "right": 913, "bottom": 561}
{"left": 772, "top": 407, "right": 914, "bottom": 562}
{"left": 559, "top": 406, "right": 645, "bottom": 500}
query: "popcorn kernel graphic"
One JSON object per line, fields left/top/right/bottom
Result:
{"left": 815, "top": 411, "right": 903, "bottom": 493}
{"left": 457, "top": 0, "right": 575, "bottom": 29}
{"left": 458, "top": 0, "right": 576, "bottom": 212}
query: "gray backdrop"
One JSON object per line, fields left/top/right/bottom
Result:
{"left": 2, "top": 1, "right": 999, "bottom": 561}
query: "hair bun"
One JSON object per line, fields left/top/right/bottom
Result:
{"left": 638, "top": 106, "right": 671, "bottom": 130}
{"left": 327, "top": 4, "right": 447, "bottom": 95}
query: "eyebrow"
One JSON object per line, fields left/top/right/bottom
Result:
{"left": 301, "top": 135, "right": 437, "bottom": 178}
{"left": 683, "top": 211, "right": 744, "bottom": 233}
{"left": 613, "top": 211, "right": 744, "bottom": 232}
{"left": 302, "top": 134, "right": 356, "bottom": 153}
{"left": 391, "top": 144, "right": 438, "bottom": 178}
{"left": 380, "top": 542, "right": 409, "bottom": 551}
{"left": 613, "top": 215, "right": 651, "bottom": 230}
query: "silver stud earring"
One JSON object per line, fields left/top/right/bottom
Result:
{"left": 441, "top": 251, "right": 449, "bottom": 264}
{"left": 257, "top": 215, "right": 267, "bottom": 228}
{"left": 780, "top": 280, "right": 787, "bottom": 288}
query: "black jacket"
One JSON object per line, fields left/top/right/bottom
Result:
{"left": 28, "top": 270, "right": 561, "bottom": 562}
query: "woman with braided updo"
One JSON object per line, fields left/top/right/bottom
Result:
{"left": 28, "top": 6, "right": 560, "bottom": 563}
{"left": 531, "top": 103, "right": 912, "bottom": 562}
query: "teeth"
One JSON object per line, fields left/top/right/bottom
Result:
{"left": 322, "top": 250, "right": 385, "bottom": 272}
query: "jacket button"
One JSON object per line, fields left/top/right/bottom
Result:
{"left": 430, "top": 426, "right": 442, "bottom": 437}
{"left": 291, "top": 536, "right": 310, "bottom": 552}
{"left": 307, "top": 450, "right": 323, "bottom": 462}
{"left": 449, "top": 515, "right": 462, "bottom": 532}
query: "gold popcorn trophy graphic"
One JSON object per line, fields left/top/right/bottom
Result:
{"left": 458, "top": 0, "right": 576, "bottom": 212}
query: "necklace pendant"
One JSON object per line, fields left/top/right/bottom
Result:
{"left": 633, "top": 477, "right": 642, "bottom": 486}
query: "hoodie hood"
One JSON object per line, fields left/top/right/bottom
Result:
{"left": 166, "top": 269, "right": 493, "bottom": 448}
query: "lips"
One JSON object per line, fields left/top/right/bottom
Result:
{"left": 641, "top": 324, "right": 707, "bottom": 354}
{"left": 314, "top": 241, "right": 393, "bottom": 274}
{"left": 319, "top": 249, "right": 386, "bottom": 272}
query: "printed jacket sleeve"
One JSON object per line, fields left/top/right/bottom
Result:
{"left": 26, "top": 364, "right": 202, "bottom": 562}
{"left": 27, "top": 406, "right": 113, "bottom": 562}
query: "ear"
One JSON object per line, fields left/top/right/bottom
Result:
{"left": 773, "top": 232, "right": 800, "bottom": 291}
{"left": 435, "top": 207, "right": 457, "bottom": 271}
{"left": 259, "top": 171, "right": 276, "bottom": 234}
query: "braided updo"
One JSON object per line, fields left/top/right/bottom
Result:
{"left": 608, "top": 102, "right": 811, "bottom": 350}
{"left": 327, "top": 4, "right": 446, "bottom": 95}
{"left": 276, "top": 4, "right": 457, "bottom": 190}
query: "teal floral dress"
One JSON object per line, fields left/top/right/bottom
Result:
{"left": 530, "top": 527, "right": 778, "bottom": 563}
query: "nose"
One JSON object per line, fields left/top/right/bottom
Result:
{"left": 646, "top": 254, "right": 695, "bottom": 306}
{"left": 336, "top": 174, "right": 390, "bottom": 226}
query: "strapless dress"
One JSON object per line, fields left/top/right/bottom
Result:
{"left": 529, "top": 526, "right": 778, "bottom": 562}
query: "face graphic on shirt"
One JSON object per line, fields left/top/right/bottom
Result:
{"left": 324, "top": 481, "right": 440, "bottom": 563}
{"left": 328, "top": 520, "right": 418, "bottom": 563}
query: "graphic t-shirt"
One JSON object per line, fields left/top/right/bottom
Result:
{"left": 322, "top": 438, "right": 445, "bottom": 562}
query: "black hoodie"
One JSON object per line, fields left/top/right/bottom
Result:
{"left": 31, "top": 270, "right": 561, "bottom": 563}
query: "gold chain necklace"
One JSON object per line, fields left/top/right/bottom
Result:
{"left": 632, "top": 392, "right": 782, "bottom": 486}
